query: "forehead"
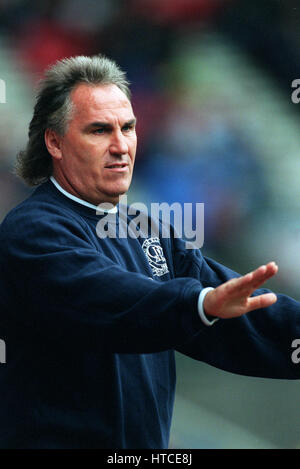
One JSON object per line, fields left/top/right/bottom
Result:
{"left": 70, "top": 83, "right": 134, "bottom": 122}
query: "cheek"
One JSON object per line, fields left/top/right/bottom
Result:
{"left": 63, "top": 138, "right": 100, "bottom": 168}
{"left": 129, "top": 138, "right": 137, "bottom": 161}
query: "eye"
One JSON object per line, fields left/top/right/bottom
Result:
{"left": 122, "top": 124, "right": 135, "bottom": 132}
{"left": 93, "top": 128, "right": 105, "bottom": 134}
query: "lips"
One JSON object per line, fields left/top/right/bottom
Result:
{"left": 105, "top": 162, "right": 129, "bottom": 172}
{"left": 105, "top": 163, "right": 128, "bottom": 169}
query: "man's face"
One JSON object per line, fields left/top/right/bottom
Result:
{"left": 47, "top": 83, "right": 137, "bottom": 206}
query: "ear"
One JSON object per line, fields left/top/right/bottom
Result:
{"left": 44, "top": 128, "right": 63, "bottom": 160}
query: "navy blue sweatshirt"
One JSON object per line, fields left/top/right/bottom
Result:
{"left": 0, "top": 180, "right": 299, "bottom": 449}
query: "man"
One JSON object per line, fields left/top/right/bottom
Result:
{"left": 0, "top": 55, "right": 299, "bottom": 449}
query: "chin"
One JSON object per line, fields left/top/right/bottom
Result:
{"left": 104, "top": 189, "right": 128, "bottom": 205}
{"left": 108, "top": 184, "right": 130, "bottom": 198}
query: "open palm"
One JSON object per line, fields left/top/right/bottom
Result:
{"left": 203, "top": 262, "right": 278, "bottom": 319}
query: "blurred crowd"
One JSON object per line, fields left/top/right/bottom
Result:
{"left": 0, "top": 0, "right": 299, "bottom": 296}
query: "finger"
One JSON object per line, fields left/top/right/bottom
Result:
{"left": 245, "top": 292, "right": 277, "bottom": 313}
{"left": 221, "top": 275, "right": 250, "bottom": 297}
{"left": 252, "top": 262, "right": 278, "bottom": 280}
{"left": 235, "top": 262, "right": 278, "bottom": 295}
{"left": 223, "top": 267, "right": 266, "bottom": 295}
{"left": 249, "top": 262, "right": 278, "bottom": 290}
{"left": 219, "top": 262, "right": 278, "bottom": 299}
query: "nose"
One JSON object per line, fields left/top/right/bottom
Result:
{"left": 109, "top": 129, "right": 128, "bottom": 156}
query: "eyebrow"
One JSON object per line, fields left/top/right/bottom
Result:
{"left": 86, "top": 118, "right": 137, "bottom": 130}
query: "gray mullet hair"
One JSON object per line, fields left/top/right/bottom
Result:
{"left": 15, "top": 55, "right": 131, "bottom": 186}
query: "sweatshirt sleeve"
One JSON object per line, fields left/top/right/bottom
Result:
{"left": 172, "top": 236, "right": 300, "bottom": 379}
{"left": 0, "top": 207, "right": 208, "bottom": 354}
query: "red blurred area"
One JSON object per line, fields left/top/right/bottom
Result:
{"left": 16, "top": 19, "right": 94, "bottom": 79}
{"left": 130, "top": 0, "right": 231, "bottom": 24}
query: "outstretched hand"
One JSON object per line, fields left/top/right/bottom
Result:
{"left": 203, "top": 262, "right": 278, "bottom": 319}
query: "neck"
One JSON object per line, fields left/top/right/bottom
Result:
{"left": 50, "top": 176, "right": 118, "bottom": 213}
{"left": 52, "top": 169, "right": 119, "bottom": 207}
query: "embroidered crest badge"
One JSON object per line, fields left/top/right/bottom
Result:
{"left": 142, "top": 237, "right": 169, "bottom": 277}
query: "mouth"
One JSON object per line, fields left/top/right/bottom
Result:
{"left": 105, "top": 163, "right": 129, "bottom": 172}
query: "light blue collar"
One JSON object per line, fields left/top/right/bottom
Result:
{"left": 50, "top": 176, "right": 118, "bottom": 213}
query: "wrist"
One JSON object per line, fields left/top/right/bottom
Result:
{"left": 198, "top": 287, "right": 219, "bottom": 326}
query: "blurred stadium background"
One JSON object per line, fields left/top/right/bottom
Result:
{"left": 0, "top": 0, "right": 299, "bottom": 448}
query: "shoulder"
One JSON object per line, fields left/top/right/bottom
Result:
{"left": 0, "top": 183, "right": 88, "bottom": 240}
